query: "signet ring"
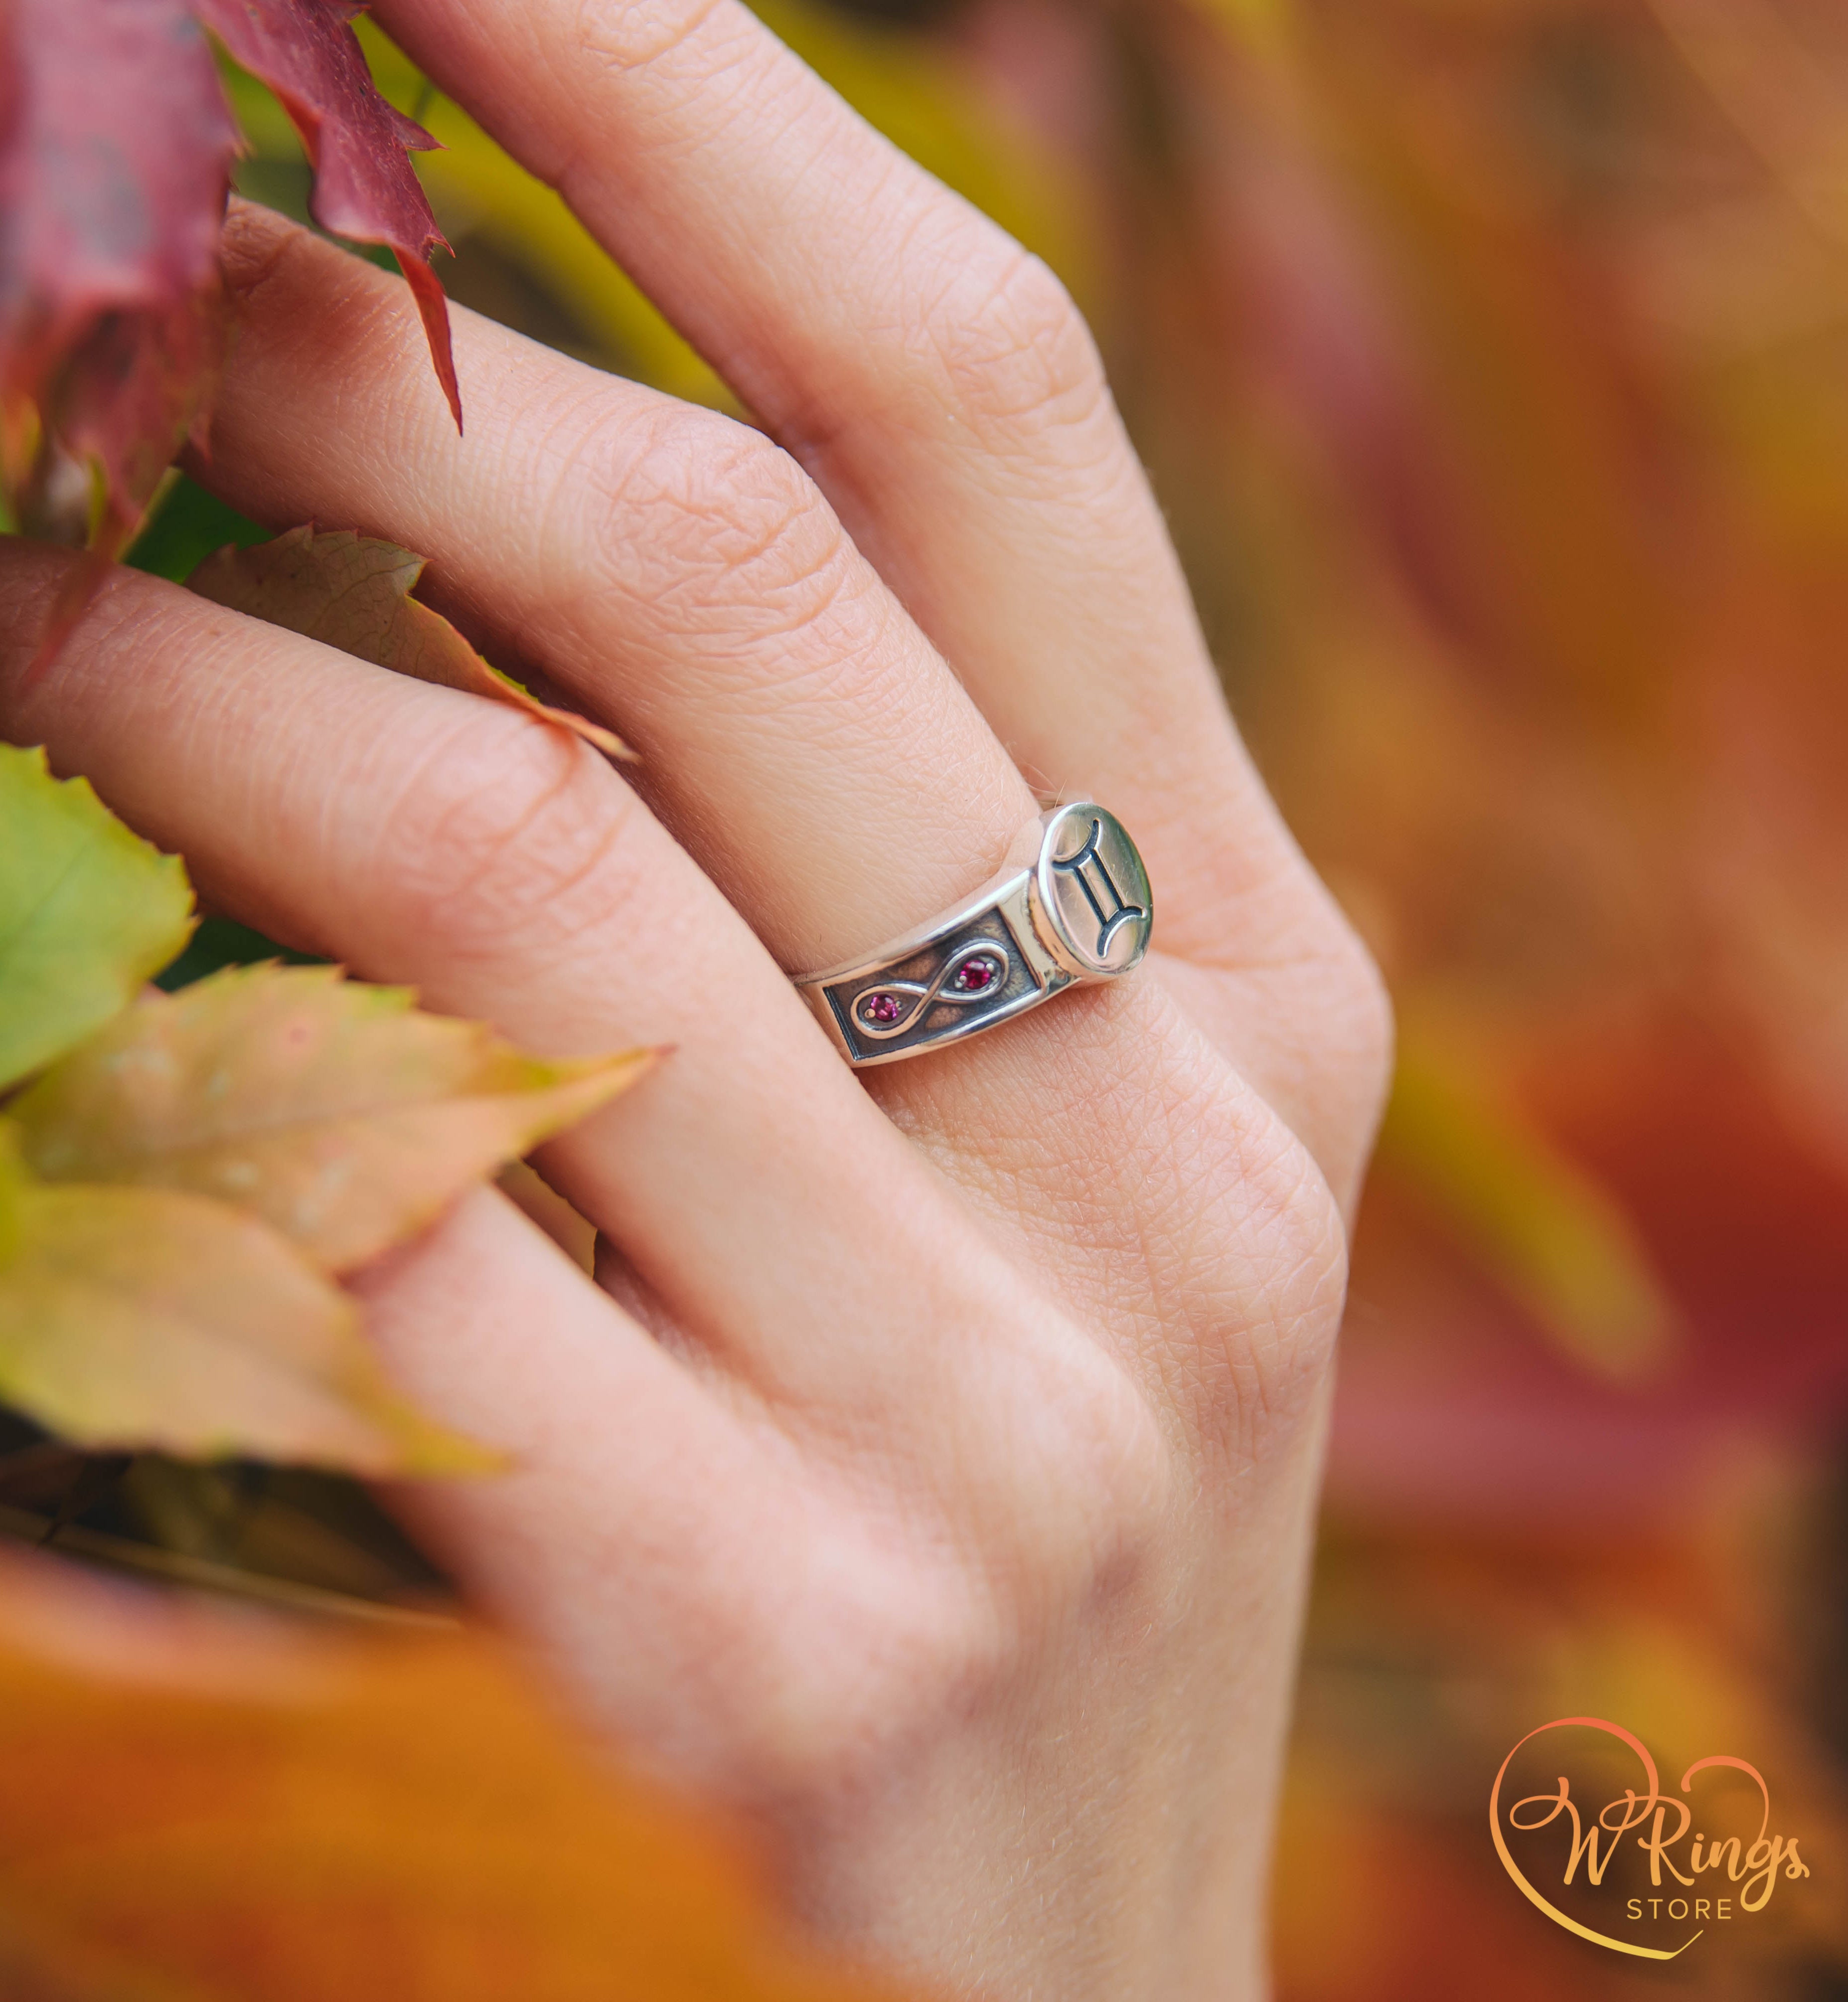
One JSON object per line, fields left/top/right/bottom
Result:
{"left": 792, "top": 803, "right": 1153, "bottom": 1068}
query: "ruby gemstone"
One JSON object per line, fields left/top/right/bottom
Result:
{"left": 862, "top": 993, "right": 903, "bottom": 1025}
{"left": 954, "top": 957, "right": 999, "bottom": 993}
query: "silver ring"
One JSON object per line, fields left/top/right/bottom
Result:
{"left": 793, "top": 803, "right": 1153, "bottom": 1068}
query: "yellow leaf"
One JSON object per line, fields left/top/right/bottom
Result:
{"left": 10, "top": 966, "right": 653, "bottom": 1275}
{"left": 0, "top": 1128, "right": 489, "bottom": 1474}
{"left": 0, "top": 744, "right": 193, "bottom": 1092}
{"left": 188, "top": 527, "right": 628, "bottom": 759}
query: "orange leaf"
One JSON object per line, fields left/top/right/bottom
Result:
{"left": 187, "top": 527, "right": 627, "bottom": 756}
{"left": 9, "top": 965, "right": 653, "bottom": 1274}
{"left": 0, "top": 1550, "right": 908, "bottom": 2002}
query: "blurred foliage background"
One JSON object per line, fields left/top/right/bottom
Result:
{"left": 30, "top": 0, "right": 1848, "bottom": 1992}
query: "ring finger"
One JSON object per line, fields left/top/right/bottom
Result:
{"left": 201, "top": 0, "right": 1383, "bottom": 1193}
{"left": 0, "top": 543, "right": 1157, "bottom": 1459}
{"left": 207, "top": 201, "right": 1036, "bottom": 984}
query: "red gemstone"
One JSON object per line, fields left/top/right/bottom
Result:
{"left": 863, "top": 993, "right": 903, "bottom": 1024}
{"left": 955, "top": 957, "right": 998, "bottom": 993}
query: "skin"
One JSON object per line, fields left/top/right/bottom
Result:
{"left": 0, "top": 1, "right": 1391, "bottom": 1993}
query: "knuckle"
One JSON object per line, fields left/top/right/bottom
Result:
{"left": 1182, "top": 1116, "right": 1348, "bottom": 1467}
{"left": 912, "top": 230, "right": 1108, "bottom": 442}
{"left": 716, "top": 1357, "right": 1171, "bottom": 1801}
{"left": 567, "top": 0, "right": 731, "bottom": 77}
{"left": 372, "top": 704, "right": 637, "bottom": 962}
{"left": 219, "top": 201, "right": 377, "bottom": 339}
{"left": 733, "top": 1566, "right": 1006, "bottom": 1802}
{"left": 1254, "top": 1144, "right": 1352, "bottom": 1366}
{"left": 576, "top": 403, "right": 865, "bottom": 655}
{"left": 991, "top": 1338, "right": 1174, "bottom": 1615}
{"left": 1337, "top": 930, "right": 1397, "bottom": 1119}
{"left": 216, "top": 198, "right": 307, "bottom": 303}
{"left": 1304, "top": 899, "right": 1397, "bottom": 1139}
{"left": 1121, "top": 1015, "right": 1351, "bottom": 1456}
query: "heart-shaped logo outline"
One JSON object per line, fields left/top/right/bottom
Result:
{"left": 1490, "top": 1715, "right": 1800, "bottom": 1959}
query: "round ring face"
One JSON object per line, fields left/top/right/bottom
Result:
{"left": 1034, "top": 804, "right": 1153, "bottom": 978}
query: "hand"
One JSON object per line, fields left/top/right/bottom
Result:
{"left": 0, "top": 1, "right": 1390, "bottom": 1993}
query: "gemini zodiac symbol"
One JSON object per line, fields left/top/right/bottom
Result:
{"left": 1050, "top": 815, "right": 1147, "bottom": 963}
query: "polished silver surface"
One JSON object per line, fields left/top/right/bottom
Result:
{"left": 793, "top": 803, "right": 1153, "bottom": 1067}
{"left": 1034, "top": 803, "right": 1154, "bottom": 979}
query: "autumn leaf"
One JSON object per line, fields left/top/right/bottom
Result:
{"left": 0, "top": 744, "right": 194, "bottom": 1094}
{"left": 0, "top": 0, "right": 237, "bottom": 552}
{"left": 0, "top": 0, "right": 462, "bottom": 571}
{"left": 8, "top": 965, "right": 652, "bottom": 1273}
{"left": 0, "top": 1550, "right": 904, "bottom": 2002}
{"left": 49, "top": 289, "right": 229, "bottom": 534}
{"left": 188, "top": 526, "right": 628, "bottom": 756}
{"left": 192, "top": 0, "right": 461, "bottom": 429}
{"left": 0, "top": 1128, "right": 490, "bottom": 1473}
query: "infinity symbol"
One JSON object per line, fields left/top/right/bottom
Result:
{"left": 854, "top": 940, "right": 1007, "bottom": 1038}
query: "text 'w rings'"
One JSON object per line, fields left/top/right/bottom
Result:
{"left": 792, "top": 804, "right": 1153, "bottom": 1068}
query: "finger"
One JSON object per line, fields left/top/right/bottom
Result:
{"left": 358, "top": 0, "right": 1387, "bottom": 1179}
{"left": 0, "top": 547, "right": 1151, "bottom": 1440}
{"left": 353, "top": 1183, "right": 791, "bottom": 1774}
{"left": 351, "top": 1183, "right": 918, "bottom": 1788}
{"left": 205, "top": 202, "right": 1036, "bottom": 982}
{"left": 369, "top": 0, "right": 1263, "bottom": 925}
{"left": 197, "top": 209, "right": 1378, "bottom": 1210}
{"left": 362, "top": 1185, "right": 1163, "bottom": 1806}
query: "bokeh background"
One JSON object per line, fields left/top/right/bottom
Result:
{"left": 69, "top": 0, "right": 1848, "bottom": 1994}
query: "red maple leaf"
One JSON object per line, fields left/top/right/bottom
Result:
{"left": 190, "top": 0, "right": 460, "bottom": 429}
{"left": 0, "top": 0, "right": 237, "bottom": 543}
{"left": 0, "top": 0, "right": 459, "bottom": 588}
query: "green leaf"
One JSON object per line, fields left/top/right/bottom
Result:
{"left": 155, "top": 913, "right": 324, "bottom": 992}
{"left": 0, "top": 1128, "right": 490, "bottom": 1473}
{"left": 0, "top": 743, "right": 194, "bottom": 1093}
{"left": 9, "top": 964, "right": 655, "bottom": 1273}
{"left": 124, "top": 470, "right": 271, "bottom": 584}
{"left": 188, "top": 525, "right": 628, "bottom": 758}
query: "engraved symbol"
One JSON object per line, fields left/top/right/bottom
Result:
{"left": 853, "top": 941, "right": 1007, "bottom": 1039}
{"left": 1051, "top": 817, "right": 1147, "bottom": 963}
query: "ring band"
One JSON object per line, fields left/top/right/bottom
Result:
{"left": 793, "top": 803, "right": 1153, "bottom": 1068}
